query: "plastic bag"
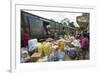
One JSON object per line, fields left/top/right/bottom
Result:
{"left": 58, "top": 52, "right": 65, "bottom": 60}
{"left": 37, "top": 43, "right": 43, "bottom": 53}
{"left": 58, "top": 41, "right": 65, "bottom": 52}
{"left": 28, "top": 39, "right": 38, "bottom": 52}
{"left": 42, "top": 42, "right": 52, "bottom": 56}
{"left": 67, "top": 50, "right": 78, "bottom": 59}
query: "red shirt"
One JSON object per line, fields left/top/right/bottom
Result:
{"left": 22, "top": 33, "right": 30, "bottom": 47}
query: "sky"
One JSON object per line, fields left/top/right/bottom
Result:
{"left": 24, "top": 10, "right": 82, "bottom": 27}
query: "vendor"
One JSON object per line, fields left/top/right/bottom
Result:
{"left": 80, "top": 32, "right": 89, "bottom": 59}
{"left": 22, "top": 28, "right": 30, "bottom": 48}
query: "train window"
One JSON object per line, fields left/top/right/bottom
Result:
{"left": 23, "top": 14, "right": 30, "bottom": 27}
{"left": 28, "top": 15, "right": 42, "bottom": 36}
{"left": 43, "top": 21, "right": 50, "bottom": 35}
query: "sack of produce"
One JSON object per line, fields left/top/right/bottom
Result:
{"left": 69, "top": 36, "right": 75, "bottom": 43}
{"left": 67, "top": 50, "right": 78, "bottom": 59}
{"left": 36, "top": 43, "right": 43, "bottom": 53}
{"left": 58, "top": 41, "right": 65, "bottom": 52}
{"left": 58, "top": 52, "right": 65, "bottom": 61}
{"left": 42, "top": 42, "right": 52, "bottom": 56}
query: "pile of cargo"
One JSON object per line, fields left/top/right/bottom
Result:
{"left": 21, "top": 35, "right": 82, "bottom": 63}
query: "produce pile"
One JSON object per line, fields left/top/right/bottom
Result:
{"left": 21, "top": 36, "right": 82, "bottom": 63}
